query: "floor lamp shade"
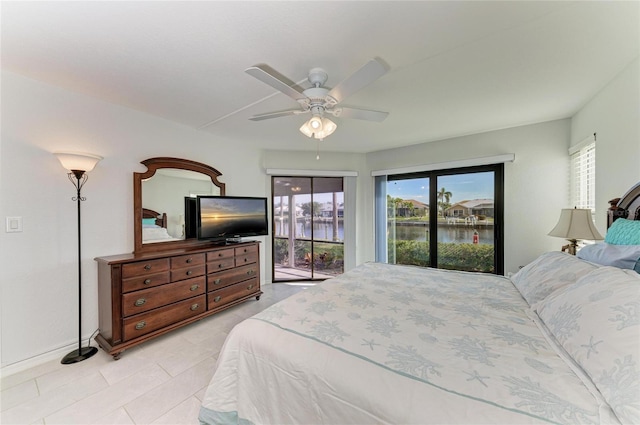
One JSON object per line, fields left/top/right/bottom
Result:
{"left": 54, "top": 152, "right": 102, "bottom": 173}
{"left": 55, "top": 151, "right": 102, "bottom": 364}
{"left": 548, "top": 208, "right": 604, "bottom": 255}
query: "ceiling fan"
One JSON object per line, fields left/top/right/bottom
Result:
{"left": 245, "top": 58, "right": 389, "bottom": 140}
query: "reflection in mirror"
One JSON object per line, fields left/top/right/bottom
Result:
{"left": 134, "top": 157, "right": 225, "bottom": 254}
{"left": 142, "top": 169, "right": 220, "bottom": 243}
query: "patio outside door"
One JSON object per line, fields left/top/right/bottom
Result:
{"left": 272, "top": 176, "right": 345, "bottom": 281}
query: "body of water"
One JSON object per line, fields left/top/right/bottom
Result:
{"left": 274, "top": 219, "right": 493, "bottom": 244}
{"left": 392, "top": 224, "right": 494, "bottom": 245}
{"left": 274, "top": 219, "right": 344, "bottom": 241}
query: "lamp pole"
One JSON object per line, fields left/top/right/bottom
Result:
{"left": 61, "top": 169, "right": 98, "bottom": 364}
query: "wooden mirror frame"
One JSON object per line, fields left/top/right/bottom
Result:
{"left": 134, "top": 157, "right": 226, "bottom": 254}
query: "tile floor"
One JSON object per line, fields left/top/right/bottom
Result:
{"left": 0, "top": 283, "right": 306, "bottom": 425}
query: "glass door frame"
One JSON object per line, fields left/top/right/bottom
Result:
{"left": 271, "top": 175, "right": 345, "bottom": 282}
{"left": 384, "top": 163, "right": 504, "bottom": 274}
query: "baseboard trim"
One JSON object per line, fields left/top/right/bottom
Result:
{"left": 1, "top": 339, "right": 96, "bottom": 379}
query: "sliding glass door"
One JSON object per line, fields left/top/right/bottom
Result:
{"left": 381, "top": 164, "right": 503, "bottom": 274}
{"left": 272, "top": 176, "right": 345, "bottom": 281}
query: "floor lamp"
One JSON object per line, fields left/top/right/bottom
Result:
{"left": 54, "top": 152, "right": 103, "bottom": 364}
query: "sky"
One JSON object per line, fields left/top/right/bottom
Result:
{"left": 387, "top": 172, "right": 494, "bottom": 203}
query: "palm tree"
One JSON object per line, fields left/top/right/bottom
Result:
{"left": 437, "top": 187, "right": 452, "bottom": 217}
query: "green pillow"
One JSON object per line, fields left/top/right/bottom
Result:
{"left": 142, "top": 218, "right": 157, "bottom": 226}
{"left": 604, "top": 218, "right": 640, "bottom": 245}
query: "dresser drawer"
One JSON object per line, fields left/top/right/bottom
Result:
{"left": 170, "top": 265, "right": 205, "bottom": 282}
{"left": 206, "top": 248, "right": 234, "bottom": 262}
{"left": 122, "top": 258, "right": 170, "bottom": 279}
{"left": 236, "top": 252, "right": 258, "bottom": 266}
{"left": 235, "top": 244, "right": 258, "bottom": 266}
{"left": 123, "top": 295, "right": 206, "bottom": 341}
{"left": 122, "top": 271, "right": 170, "bottom": 293}
{"left": 235, "top": 244, "right": 258, "bottom": 256}
{"left": 122, "top": 276, "right": 205, "bottom": 317}
{"left": 207, "top": 257, "right": 235, "bottom": 273}
{"left": 170, "top": 253, "right": 205, "bottom": 269}
{"left": 207, "top": 263, "right": 259, "bottom": 291}
{"left": 207, "top": 278, "right": 259, "bottom": 310}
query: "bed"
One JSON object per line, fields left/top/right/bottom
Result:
{"left": 141, "top": 207, "right": 181, "bottom": 243}
{"left": 199, "top": 184, "right": 640, "bottom": 425}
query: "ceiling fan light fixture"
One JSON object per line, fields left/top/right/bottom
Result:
{"left": 299, "top": 116, "right": 337, "bottom": 140}
{"left": 315, "top": 117, "right": 337, "bottom": 139}
{"left": 299, "top": 121, "right": 314, "bottom": 138}
{"left": 309, "top": 115, "right": 323, "bottom": 130}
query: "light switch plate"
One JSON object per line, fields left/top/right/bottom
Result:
{"left": 6, "top": 216, "right": 23, "bottom": 233}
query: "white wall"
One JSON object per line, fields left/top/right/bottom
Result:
{"left": 571, "top": 58, "right": 640, "bottom": 222}
{"left": 0, "top": 72, "right": 269, "bottom": 369}
{"left": 364, "top": 120, "right": 572, "bottom": 274}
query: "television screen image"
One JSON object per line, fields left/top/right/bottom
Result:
{"left": 197, "top": 196, "right": 268, "bottom": 241}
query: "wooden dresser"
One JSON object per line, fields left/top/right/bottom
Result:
{"left": 95, "top": 241, "right": 261, "bottom": 359}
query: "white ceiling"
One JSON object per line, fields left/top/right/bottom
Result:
{"left": 2, "top": 1, "right": 638, "bottom": 153}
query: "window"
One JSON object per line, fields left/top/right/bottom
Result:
{"left": 570, "top": 134, "right": 596, "bottom": 214}
{"left": 375, "top": 164, "right": 504, "bottom": 274}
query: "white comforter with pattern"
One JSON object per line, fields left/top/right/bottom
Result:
{"left": 200, "top": 254, "right": 639, "bottom": 424}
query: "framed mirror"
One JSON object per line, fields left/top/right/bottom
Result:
{"left": 134, "top": 157, "right": 225, "bottom": 254}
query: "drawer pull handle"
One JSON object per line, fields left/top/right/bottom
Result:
{"left": 190, "top": 303, "right": 199, "bottom": 311}
{"left": 247, "top": 284, "right": 253, "bottom": 290}
{"left": 214, "top": 278, "right": 221, "bottom": 285}
{"left": 218, "top": 264, "right": 223, "bottom": 268}
{"left": 190, "top": 284, "right": 199, "bottom": 291}
{"left": 244, "top": 248, "right": 247, "bottom": 253}
{"left": 186, "top": 258, "right": 193, "bottom": 263}
{"left": 244, "top": 258, "right": 248, "bottom": 262}
{"left": 144, "top": 278, "right": 151, "bottom": 285}
{"left": 218, "top": 253, "right": 223, "bottom": 257}
{"left": 186, "top": 270, "right": 193, "bottom": 276}
{"left": 247, "top": 269, "right": 255, "bottom": 276}
{"left": 214, "top": 296, "right": 221, "bottom": 302}
{"left": 134, "top": 298, "right": 146, "bottom": 307}
{"left": 135, "top": 321, "right": 146, "bottom": 330}
{"left": 144, "top": 264, "right": 151, "bottom": 270}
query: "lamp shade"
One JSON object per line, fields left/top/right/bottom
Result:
{"left": 548, "top": 208, "right": 604, "bottom": 240}
{"left": 299, "top": 121, "right": 314, "bottom": 138}
{"left": 54, "top": 152, "right": 103, "bottom": 173}
{"left": 315, "top": 118, "right": 337, "bottom": 139}
{"left": 299, "top": 117, "right": 337, "bottom": 140}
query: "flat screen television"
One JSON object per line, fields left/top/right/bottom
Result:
{"left": 197, "top": 196, "right": 268, "bottom": 242}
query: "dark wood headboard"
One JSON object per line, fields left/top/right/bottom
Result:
{"left": 142, "top": 208, "right": 168, "bottom": 228}
{"left": 608, "top": 182, "right": 640, "bottom": 228}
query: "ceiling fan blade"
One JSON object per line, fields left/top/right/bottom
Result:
{"left": 327, "top": 58, "right": 389, "bottom": 104}
{"left": 333, "top": 107, "right": 388, "bottom": 122}
{"left": 249, "top": 109, "right": 306, "bottom": 121}
{"left": 245, "top": 64, "right": 307, "bottom": 102}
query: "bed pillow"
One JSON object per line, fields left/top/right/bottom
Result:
{"left": 142, "top": 226, "right": 172, "bottom": 241}
{"left": 510, "top": 251, "right": 598, "bottom": 306}
{"left": 535, "top": 266, "right": 640, "bottom": 424}
{"left": 605, "top": 218, "right": 640, "bottom": 245}
{"left": 142, "top": 218, "right": 157, "bottom": 226}
{"left": 577, "top": 242, "right": 640, "bottom": 270}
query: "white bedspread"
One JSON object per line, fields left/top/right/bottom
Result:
{"left": 199, "top": 262, "right": 617, "bottom": 424}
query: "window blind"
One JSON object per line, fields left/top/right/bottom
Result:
{"left": 569, "top": 134, "right": 596, "bottom": 213}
